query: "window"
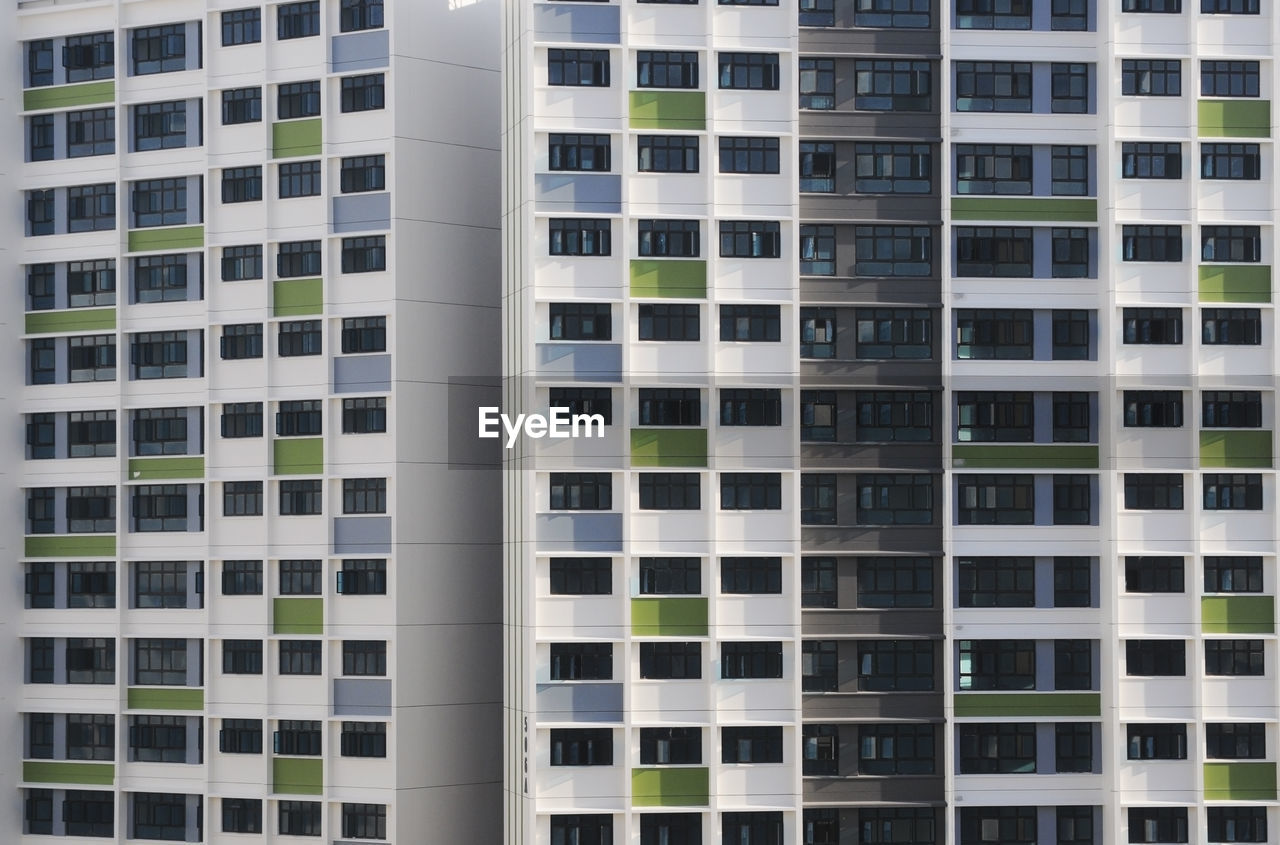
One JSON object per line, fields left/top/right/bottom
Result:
{"left": 131, "top": 24, "right": 188, "bottom": 76}
{"left": 222, "top": 798, "right": 262, "bottom": 834}
{"left": 719, "top": 305, "right": 780, "bottom": 343}
{"left": 957, "top": 474, "right": 1034, "bottom": 524}
{"left": 341, "top": 73, "right": 385, "bottom": 112}
{"left": 1122, "top": 59, "right": 1181, "bottom": 96}
{"left": 955, "top": 144, "right": 1032, "bottom": 194}
{"left": 341, "top": 236, "right": 386, "bottom": 273}
{"left": 639, "top": 642, "right": 701, "bottom": 679}
{"left": 550, "top": 729, "right": 613, "bottom": 766}
{"left": 1122, "top": 226, "right": 1184, "bottom": 264}
{"left": 337, "top": 559, "right": 386, "bottom": 595}
{"left": 640, "top": 814, "right": 701, "bottom": 845}
{"left": 223, "top": 481, "right": 263, "bottom": 517}
{"left": 550, "top": 303, "right": 611, "bottom": 340}
{"left": 956, "top": 391, "right": 1034, "bottom": 443}
{"left": 342, "top": 640, "right": 386, "bottom": 676}
{"left": 638, "top": 304, "right": 700, "bottom": 341}
{"left": 341, "top": 155, "right": 385, "bottom": 193}
{"left": 342, "top": 398, "right": 387, "bottom": 434}
{"left": 1202, "top": 308, "right": 1262, "bottom": 345}
{"left": 639, "top": 558, "right": 700, "bottom": 595}
{"left": 1130, "top": 808, "right": 1188, "bottom": 844}
{"left": 855, "top": 60, "right": 930, "bottom": 110}
{"left": 955, "top": 309, "right": 1033, "bottom": 359}
{"left": 549, "top": 388, "right": 612, "bottom": 426}
{"left": 1125, "top": 556, "right": 1185, "bottom": 593}
{"left": 66, "top": 713, "right": 114, "bottom": 760}
{"left": 720, "top": 137, "right": 779, "bottom": 174}
{"left": 958, "top": 723, "right": 1036, "bottom": 773}
{"left": 342, "top": 804, "right": 386, "bottom": 841}
{"left": 1052, "top": 230, "right": 1092, "bottom": 279}
{"left": 278, "top": 321, "right": 322, "bottom": 357}
{"left": 955, "top": 227, "right": 1032, "bottom": 277}
{"left": 131, "top": 484, "right": 192, "bottom": 532}
{"left": 721, "top": 813, "right": 782, "bottom": 845}
{"left": 550, "top": 643, "right": 612, "bottom": 680}
{"left": 1203, "top": 225, "right": 1261, "bottom": 263}
{"left": 955, "top": 62, "right": 1031, "bottom": 111}
{"left": 133, "top": 101, "right": 187, "bottom": 151}
{"left": 1204, "top": 474, "right": 1264, "bottom": 511}
{"left": 549, "top": 558, "right": 611, "bottom": 595}
{"left": 279, "top": 480, "right": 322, "bottom": 516}
{"left": 637, "top": 135, "right": 698, "bottom": 174}
{"left": 859, "top": 640, "right": 934, "bottom": 691}
{"left": 340, "top": 722, "right": 386, "bottom": 757}
{"left": 1202, "top": 143, "right": 1261, "bottom": 180}
{"left": 64, "top": 32, "right": 114, "bottom": 82}
{"left": 548, "top": 132, "right": 610, "bottom": 171}
{"left": 550, "top": 219, "right": 612, "bottom": 256}
{"left": 958, "top": 557, "right": 1034, "bottom": 607}
{"left": 959, "top": 639, "right": 1035, "bottom": 690}
{"left": 221, "top": 403, "right": 263, "bottom": 439}
{"left": 28, "top": 488, "right": 55, "bottom": 534}
{"left": 855, "top": 142, "right": 931, "bottom": 193}
{"left": 27, "top": 414, "right": 54, "bottom": 460}
{"left": 1124, "top": 391, "right": 1183, "bottom": 428}
{"left": 721, "top": 642, "right": 783, "bottom": 679}
{"left": 721, "top": 726, "right": 783, "bottom": 763}
{"left": 221, "top": 167, "right": 262, "bottom": 204}
{"left": 855, "top": 309, "right": 931, "bottom": 359}
{"left": 959, "top": 809, "right": 1037, "bottom": 845}
{"left": 854, "top": 0, "right": 930, "bottom": 26}
{"left": 799, "top": 474, "right": 837, "bottom": 525}
{"left": 222, "top": 87, "right": 262, "bottom": 124}
{"left": 221, "top": 245, "right": 263, "bottom": 281}
{"left": 220, "top": 324, "right": 263, "bottom": 360}
{"left": 219, "top": 718, "right": 263, "bottom": 753}
{"left": 1126, "top": 639, "right": 1186, "bottom": 676}
{"left": 27, "top": 264, "right": 55, "bottom": 310}
{"left": 1207, "top": 723, "right": 1266, "bottom": 759}
{"left": 956, "top": 0, "right": 1030, "bottom": 28}
{"left": 853, "top": 391, "right": 932, "bottom": 443}
{"left": 133, "top": 638, "right": 188, "bottom": 685}
{"left": 1128, "top": 723, "right": 1187, "bottom": 760}
{"left": 549, "top": 49, "right": 609, "bottom": 87}
{"left": 222, "top": 561, "right": 263, "bottom": 595}
{"left": 719, "top": 389, "right": 781, "bottom": 427}
{"left": 134, "top": 561, "right": 193, "bottom": 608}
{"left": 1052, "top": 0, "right": 1089, "bottom": 28}
{"left": 551, "top": 816, "right": 614, "bottom": 845}
{"left": 640, "top": 727, "right": 701, "bottom": 763}
{"left": 860, "top": 809, "right": 936, "bottom": 845}
{"left": 800, "top": 559, "right": 837, "bottom": 609}
{"left": 131, "top": 331, "right": 190, "bottom": 380}
{"left": 637, "top": 51, "right": 698, "bottom": 89}
{"left": 1052, "top": 63, "right": 1090, "bottom": 113}
{"left": 802, "top": 723, "right": 838, "bottom": 774}
{"left": 1055, "top": 639, "right": 1093, "bottom": 690}
{"left": 68, "top": 184, "right": 116, "bottom": 232}
{"left": 1124, "top": 308, "right": 1183, "bottom": 345}
{"left": 342, "top": 478, "right": 386, "bottom": 514}
{"left": 800, "top": 308, "right": 836, "bottom": 358}
{"left": 279, "top": 640, "right": 322, "bottom": 675}
{"left": 798, "top": 225, "right": 836, "bottom": 276}
{"left": 1124, "top": 473, "right": 1184, "bottom": 510}
{"left": 131, "top": 178, "right": 189, "bottom": 228}
{"left": 341, "top": 316, "right": 387, "bottom": 354}
{"left": 857, "top": 557, "right": 932, "bottom": 607}
{"left": 133, "top": 792, "right": 192, "bottom": 839}
{"left": 719, "top": 52, "right": 779, "bottom": 90}
{"left": 278, "top": 161, "right": 320, "bottom": 199}
{"left": 66, "top": 108, "right": 115, "bottom": 158}
{"left": 278, "top": 2, "right": 320, "bottom": 39}
{"left": 1123, "top": 142, "right": 1182, "bottom": 179}
{"left": 550, "top": 473, "right": 612, "bottom": 510}
{"left": 68, "top": 563, "right": 116, "bottom": 608}
{"left": 857, "top": 474, "right": 933, "bottom": 525}
{"left": 133, "top": 255, "right": 191, "bottom": 303}
{"left": 220, "top": 639, "right": 263, "bottom": 675}
{"left": 1203, "top": 391, "right": 1262, "bottom": 428}
{"left": 860, "top": 724, "right": 934, "bottom": 775}
{"left": 1205, "top": 557, "right": 1264, "bottom": 593}
{"left": 27, "top": 189, "right": 55, "bottom": 237}
{"left": 1207, "top": 808, "right": 1267, "bottom": 845}
{"left": 718, "top": 473, "right": 778, "bottom": 511}
{"left": 720, "top": 221, "right": 781, "bottom": 258}
{"left": 68, "top": 410, "right": 117, "bottom": 458}
{"left": 340, "top": 0, "right": 384, "bottom": 30}
{"left": 280, "top": 560, "right": 322, "bottom": 595}
{"left": 720, "top": 557, "right": 781, "bottom": 595}
{"left": 638, "top": 219, "right": 700, "bottom": 257}
{"left": 279, "top": 801, "right": 322, "bottom": 837}
{"left": 1055, "top": 557, "right": 1092, "bottom": 608}
{"left": 61, "top": 790, "right": 114, "bottom": 837}
{"left": 28, "top": 638, "right": 55, "bottom": 682}
{"left": 222, "top": 8, "right": 261, "bottom": 45}
{"left": 640, "top": 472, "right": 702, "bottom": 510}
{"left": 1123, "top": 0, "right": 1181, "bottom": 8}
{"left": 799, "top": 58, "right": 835, "bottom": 109}
{"left": 278, "top": 81, "right": 321, "bottom": 119}
{"left": 1202, "top": 60, "right": 1259, "bottom": 97}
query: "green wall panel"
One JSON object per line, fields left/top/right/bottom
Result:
{"left": 950, "top": 197, "right": 1098, "bottom": 222}
{"left": 274, "top": 597, "right": 324, "bottom": 635}
{"left": 631, "top": 429, "right": 708, "bottom": 468}
{"left": 631, "top": 767, "right": 709, "bottom": 806}
{"left": 1200, "top": 430, "right": 1273, "bottom": 468}
{"left": 629, "top": 91, "right": 706, "bottom": 130}
{"left": 1202, "top": 596, "right": 1275, "bottom": 634}
{"left": 952, "top": 444, "right": 1099, "bottom": 469}
{"left": 630, "top": 260, "right": 707, "bottom": 298}
{"left": 128, "top": 226, "right": 205, "bottom": 252}
{"left": 274, "top": 438, "right": 323, "bottom": 475}
{"left": 24, "top": 535, "right": 115, "bottom": 558}
{"left": 127, "top": 687, "right": 204, "bottom": 710}
{"left": 953, "top": 692, "right": 1101, "bottom": 718}
{"left": 128, "top": 456, "right": 205, "bottom": 481}
{"left": 632, "top": 598, "right": 708, "bottom": 636}
{"left": 1199, "top": 265, "right": 1272, "bottom": 303}
{"left": 23, "top": 81, "right": 114, "bottom": 111}
{"left": 273, "top": 119, "right": 323, "bottom": 157}
{"left": 273, "top": 278, "right": 324, "bottom": 316}
{"left": 22, "top": 761, "right": 115, "bottom": 786}
{"left": 273, "top": 757, "right": 323, "bottom": 795}
{"left": 1198, "top": 99, "right": 1271, "bottom": 138}
{"left": 25, "top": 308, "right": 115, "bottom": 334}
{"left": 1204, "top": 762, "right": 1277, "bottom": 800}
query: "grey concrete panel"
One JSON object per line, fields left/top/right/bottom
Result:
{"left": 535, "top": 682, "right": 624, "bottom": 722}
{"left": 534, "top": 173, "right": 622, "bottom": 214}
{"left": 803, "top": 692, "right": 944, "bottom": 720}
{"left": 533, "top": 4, "right": 621, "bottom": 44}
{"left": 333, "top": 678, "right": 393, "bottom": 716}
{"left": 536, "top": 343, "right": 622, "bottom": 382}
{"left": 333, "top": 192, "right": 391, "bottom": 233}
{"left": 331, "top": 30, "right": 390, "bottom": 72}
{"left": 334, "top": 354, "right": 392, "bottom": 393}
{"left": 333, "top": 516, "right": 393, "bottom": 554}
{"left": 535, "top": 513, "right": 623, "bottom": 552}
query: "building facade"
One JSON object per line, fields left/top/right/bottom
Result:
{"left": 10, "top": 0, "right": 503, "bottom": 842}
{"left": 505, "top": 0, "right": 1280, "bottom": 842}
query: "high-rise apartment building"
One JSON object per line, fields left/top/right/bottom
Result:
{"left": 8, "top": 1, "right": 502, "bottom": 842}
{"left": 505, "top": 0, "right": 1280, "bottom": 843}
